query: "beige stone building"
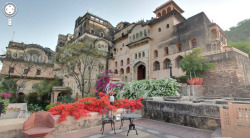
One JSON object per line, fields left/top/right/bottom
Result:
{"left": 110, "top": 0, "right": 228, "bottom": 82}
{"left": 55, "top": 13, "right": 114, "bottom": 97}
{"left": 56, "top": 0, "right": 235, "bottom": 97}
{"left": 0, "top": 41, "right": 54, "bottom": 95}
{"left": 3, "top": 0, "right": 246, "bottom": 98}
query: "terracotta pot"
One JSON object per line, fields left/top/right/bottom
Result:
{"left": 188, "top": 80, "right": 195, "bottom": 85}
{"left": 198, "top": 78, "right": 203, "bottom": 85}
{"left": 193, "top": 78, "right": 199, "bottom": 85}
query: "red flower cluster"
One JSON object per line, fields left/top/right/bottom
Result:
{"left": 48, "top": 102, "right": 90, "bottom": 123}
{"left": 108, "top": 92, "right": 116, "bottom": 95}
{"left": 48, "top": 91, "right": 143, "bottom": 123}
{"left": 113, "top": 97, "right": 143, "bottom": 112}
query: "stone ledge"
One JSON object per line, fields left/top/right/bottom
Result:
{"left": 0, "top": 108, "right": 142, "bottom": 138}
{"left": 142, "top": 100, "right": 221, "bottom": 130}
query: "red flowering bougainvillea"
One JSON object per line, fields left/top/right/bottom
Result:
{"left": 48, "top": 91, "right": 143, "bottom": 123}
{"left": 48, "top": 102, "right": 90, "bottom": 123}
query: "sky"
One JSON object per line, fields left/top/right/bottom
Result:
{"left": 0, "top": 0, "right": 249, "bottom": 54}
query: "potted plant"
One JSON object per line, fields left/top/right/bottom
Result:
{"left": 178, "top": 76, "right": 188, "bottom": 85}
{"left": 0, "top": 92, "right": 12, "bottom": 117}
{"left": 180, "top": 49, "right": 215, "bottom": 85}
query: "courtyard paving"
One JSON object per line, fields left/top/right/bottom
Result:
{"left": 54, "top": 118, "right": 212, "bottom": 138}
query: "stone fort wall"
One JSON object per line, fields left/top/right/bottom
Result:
{"left": 203, "top": 49, "right": 250, "bottom": 97}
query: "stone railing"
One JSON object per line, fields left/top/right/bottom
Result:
{"left": 201, "top": 47, "right": 249, "bottom": 57}
{"left": 219, "top": 102, "right": 250, "bottom": 138}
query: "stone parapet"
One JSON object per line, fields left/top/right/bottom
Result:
{"left": 142, "top": 99, "right": 221, "bottom": 130}
{"left": 0, "top": 108, "right": 142, "bottom": 138}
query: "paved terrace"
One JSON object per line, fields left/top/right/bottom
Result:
{"left": 55, "top": 118, "right": 212, "bottom": 138}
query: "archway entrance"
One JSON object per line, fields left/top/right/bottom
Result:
{"left": 137, "top": 65, "right": 146, "bottom": 80}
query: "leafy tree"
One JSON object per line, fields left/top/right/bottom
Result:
{"left": 30, "top": 78, "right": 61, "bottom": 108}
{"left": 228, "top": 41, "right": 250, "bottom": 57}
{"left": 180, "top": 49, "right": 215, "bottom": 79}
{"left": 55, "top": 42, "right": 106, "bottom": 97}
{"left": 32, "top": 78, "right": 60, "bottom": 99}
{"left": 225, "top": 18, "right": 250, "bottom": 42}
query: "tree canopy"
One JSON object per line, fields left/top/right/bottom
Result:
{"left": 55, "top": 42, "right": 106, "bottom": 97}
{"left": 225, "top": 18, "right": 250, "bottom": 42}
{"left": 180, "top": 49, "right": 215, "bottom": 79}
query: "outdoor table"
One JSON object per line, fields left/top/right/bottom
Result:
{"left": 121, "top": 113, "right": 142, "bottom": 136}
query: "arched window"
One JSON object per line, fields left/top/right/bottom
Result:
{"left": 167, "top": 7, "right": 171, "bottom": 13}
{"left": 157, "top": 12, "right": 161, "bottom": 17}
{"left": 164, "top": 47, "right": 169, "bottom": 55}
{"left": 135, "top": 54, "right": 137, "bottom": 59}
{"left": 126, "top": 67, "right": 130, "bottom": 73}
{"left": 163, "top": 58, "right": 171, "bottom": 69}
{"left": 115, "top": 62, "right": 117, "bottom": 67}
{"left": 144, "top": 29, "right": 147, "bottom": 37}
{"left": 154, "top": 50, "right": 158, "bottom": 58}
{"left": 211, "top": 29, "right": 217, "bottom": 41}
{"left": 39, "top": 56, "right": 44, "bottom": 63}
{"left": 90, "top": 29, "right": 95, "bottom": 34}
{"left": 158, "top": 28, "right": 161, "bottom": 32}
{"left": 114, "top": 69, "right": 118, "bottom": 74}
{"left": 162, "top": 10, "right": 166, "bottom": 16}
{"left": 166, "top": 24, "right": 170, "bottom": 28}
{"left": 140, "top": 31, "right": 143, "bottom": 38}
{"left": 114, "top": 48, "right": 116, "bottom": 54}
{"left": 176, "top": 43, "right": 182, "bottom": 52}
{"left": 153, "top": 61, "right": 160, "bottom": 71}
{"left": 127, "top": 58, "right": 130, "bottom": 64}
{"left": 139, "top": 53, "right": 141, "bottom": 58}
{"left": 120, "top": 68, "right": 124, "bottom": 74}
{"left": 133, "top": 35, "right": 135, "bottom": 41}
{"left": 25, "top": 54, "right": 30, "bottom": 61}
{"left": 175, "top": 56, "right": 183, "bottom": 68}
{"left": 190, "top": 38, "right": 197, "bottom": 48}
{"left": 78, "top": 32, "right": 81, "bottom": 37}
{"left": 120, "top": 60, "right": 123, "bottom": 66}
{"left": 136, "top": 33, "right": 139, "bottom": 39}
{"left": 143, "top": 52, "right": 145, "bottom": 57}
{"left": 32, "top": 55, "right": 37, "bottom": 62}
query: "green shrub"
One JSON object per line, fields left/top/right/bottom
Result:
{"left": 28, "top": 104, "right": 42, "bottom": 113}
{"left": 26, "top": 92, "right": 39, "bottom": 105}
{"left": 0, "top": 99, "right": 9, "bottom": 114}
{"left": 45, "top": 103, "right": 56, "bottom": 111}
{"left": 178, "top": 76, "right": 188, "bottom": 83}
{"left": 118, "top": 78, "right": 181, "bottom": 99}
{"left": 57, "top": 95, "right": 75, "bottom": 103}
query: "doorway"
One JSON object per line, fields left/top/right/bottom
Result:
{"left": 137, "top": 65, "right": 146, "bottom": 80}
